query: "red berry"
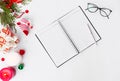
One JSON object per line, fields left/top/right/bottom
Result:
{"left": 25, "top": 10, "right": 29, "bottom": 13}
{"left": 1, "top": 58, "right": 5, "bottom": 61}
{"left": 19, "top": 49, "right": 25, "bottom": 55}
{"left": 27, "top": 23, "right": 30, "bottom": 26}
{"left": 30, "top": 26, "right": 33, "bottom": 29}
{"left": 23, "top": 30, "right": 29, "bottom": 36}
{"left": 17, "top": 22, "right": 21, "bottom": 25}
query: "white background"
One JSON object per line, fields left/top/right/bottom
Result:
{"left": 1, "top": 0, "right": 120, "bottom": 81}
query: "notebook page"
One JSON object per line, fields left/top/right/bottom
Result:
{"left": 59, "top": 7, "right": 101, "bottom": 52}
{"left": 36, "top": 21, "right": 78, "bottom": 67}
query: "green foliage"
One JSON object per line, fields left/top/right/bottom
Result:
{"left": 0, "top": 1, "right": 16, "bottom": 31}
{"left": 22, "top": 0, "right": 31, "bottom": 5}
{"left": 0, "top": 0, "right": 30, "bottom": 32}
{"left": 11, "top": 3, "right": 21, "bottom": 12}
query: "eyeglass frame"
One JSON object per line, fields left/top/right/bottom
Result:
{"left": 85, "top": 3, "right": 112, "bottom": 19}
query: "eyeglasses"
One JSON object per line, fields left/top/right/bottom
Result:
{"left": 86, "top": 3, "right": 112, "bottom": 19}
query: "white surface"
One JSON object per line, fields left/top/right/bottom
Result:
{"left": 5, "top": 52, "right": 22, "bottom": 66}
{"left": 1, "top": 0, "right": 120, "bottom": 81}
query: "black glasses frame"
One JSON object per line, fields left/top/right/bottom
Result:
{"left": 86, "top": 3, "right": 112, "bottom": 19}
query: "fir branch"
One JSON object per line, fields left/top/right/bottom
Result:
{"left": 0, "top": 0, "right": 31, "bottom": 32}
{"left": 22, "top": 0, "right": 32, "bottom": 5}
{"left": 11, "top": 3, "right": 21, "bottom": 12}
{"left": 0, "top": 4, "right": 15, "bottom": 25}
{"left": 0, "top": 1, "right": 16, "bottom": 31}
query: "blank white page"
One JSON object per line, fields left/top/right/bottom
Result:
{"left": 59, "top": 7, "right": 101, "bottom": 52}
{"left": 36, "top": 21, "right": 78, "bottom": 67}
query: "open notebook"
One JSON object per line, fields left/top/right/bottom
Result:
{"left": 35, "top": 6, "right": 101, "bottom": 68}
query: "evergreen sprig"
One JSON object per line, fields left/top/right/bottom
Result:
{"left": 0, "top": 0, "right": 30, "bottom": 32}
{"left": 22, "top": 0, "right": 31, "bottom": 5}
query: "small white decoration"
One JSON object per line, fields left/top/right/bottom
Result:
{"left": 5, "top": 52, "right": 22, "bottom": 66}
